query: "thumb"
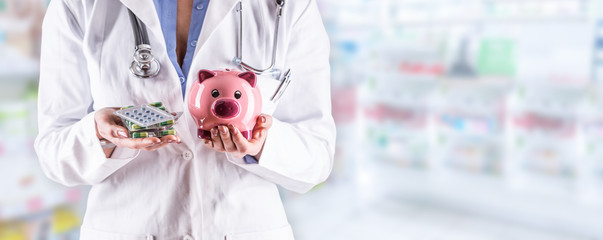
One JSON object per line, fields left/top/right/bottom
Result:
{"left": 111, "top": 125, "right": 130, "bottom": 139}
{"left": 256, "top": 114, "right": 273, "bottom": 129}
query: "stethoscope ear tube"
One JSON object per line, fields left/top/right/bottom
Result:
{"left": 128, "top": 9, "right": 149, "bottom": 46}
{"left": 234, "top": 0, "right": 285, "bottom": 77}
{"left": 128, "top": 9, "right": 159, "bottom": 78}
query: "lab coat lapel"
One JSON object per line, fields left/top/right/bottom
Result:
{"left": 118, "top": 0, "right": 162, "bottom": 46}
{"left": 196, "top": 0, "right": 240, "bottom": 49}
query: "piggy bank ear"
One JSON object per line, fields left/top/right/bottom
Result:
{"left": 238, "top": 71, "right": 257, "bottom": 88}
{"left": 198, "top": 69, "right": 217, "bottom": 83}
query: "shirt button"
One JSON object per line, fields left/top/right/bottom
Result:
{"left": 190, "top": 40, "right": 197, "bottom": 47}
{"left": 195, "top": 4, "right": 204, "bottom": 10}
{"left": 182, "top": 151, "right": 194, "bottom": 160}
{"left": 179, "top": 77, "right": 186, "bottom": 84}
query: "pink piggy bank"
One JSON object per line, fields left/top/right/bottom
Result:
{"left": 188, "top": 69, "right": 262, "bottom": 140}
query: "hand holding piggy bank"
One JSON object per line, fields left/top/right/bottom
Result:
{"left": 188, "top": 69, "right": 262, "bottom": 140}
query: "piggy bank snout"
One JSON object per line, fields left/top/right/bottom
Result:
{"left": 212, "top": 99, "right": 240, "bottom": 119}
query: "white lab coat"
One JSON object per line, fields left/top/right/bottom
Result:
{"left": 34, "top": 0, "right": 335, "bottom": 239}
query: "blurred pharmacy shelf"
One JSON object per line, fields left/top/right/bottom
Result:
{"left": 307, "top": 0, "right": 603, "bottom": 239}
{"left": 285, "top": 164, "right": 597, "bottom": 240}
{"left": 324, "top": 0, "right": 593, "bottom": 28}
{"left": 1, "top": 1, "right": 84, "bottom": 239}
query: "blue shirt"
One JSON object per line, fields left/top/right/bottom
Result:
{"left": 152, "top": 0, "right": 210, "bottom": 97}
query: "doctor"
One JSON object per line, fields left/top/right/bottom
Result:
{"left": 34, "top": 0, "right": 335, "bottom": 239}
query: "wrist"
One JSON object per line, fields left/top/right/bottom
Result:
{"left": 102, "top": 146, "right": 116, "bottom": 158}
{"left": 94, "top": 116, "right": 104, "bottom": 140}
{"left": 243, "top": 155, "right": 259, "bottom": 164}
{"left": 251, "top": 144, "right": 265, "bottom": 161}
{"left": 99, "top": 139, "right": 116, "bottom": 149}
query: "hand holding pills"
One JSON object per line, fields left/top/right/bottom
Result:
{"left": 94, "top": 107, "right": 181, "bottom": 157}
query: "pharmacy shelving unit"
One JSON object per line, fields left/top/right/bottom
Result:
{"left": 281, "top": 0, "right": 603, "bottom": 239}
{"left": 0, "top": 2, "right": 86, "bottom": 236}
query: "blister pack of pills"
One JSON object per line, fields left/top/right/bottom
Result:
{"left": 114, "top": 102, "right": 182, "bottom": 139}
{"left": 114, "top": 104, "right": 174, "bottom": 127}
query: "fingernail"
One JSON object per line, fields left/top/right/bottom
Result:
{"left": 117, "top": 130, "right": 128, "bottom": 138}
{"left": 233, "top": 127, "right": 239, "bottom": 135}
{"left": 220, "top": 126, "right": 227, "bottom": 134}
{"left": 261, "top": 116, "right": 266, "bottom": 123}
{"left": 211, "top": 128, "right": 218, "bottom": 137}
{"left": 168, "top": 140, "right": 174, "bottom": 143}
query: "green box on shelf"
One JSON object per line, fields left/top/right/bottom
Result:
{"left": 477, "top": 38, "right": 516, "bottom": 77}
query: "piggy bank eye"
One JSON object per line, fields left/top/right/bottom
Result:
{"left": 211, "top": 89, "right": 220, "bottom": 98}
{"left": 234, "top": 90, "right": 242, "bottom": 99}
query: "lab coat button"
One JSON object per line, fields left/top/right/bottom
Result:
{"left": 183, "top": 235, "right": 194, "bottom": 240}
{"left": 195, "top": 4, "right": 204, "bottom": 10}
{"left": 190, "top": 40, "right": 197, "bottom": 47}
{"left": 179, "top": 77, "right": 186, "bottom": 84}
{"left": 182, "top": 151, "right": 194, "bottom": 160}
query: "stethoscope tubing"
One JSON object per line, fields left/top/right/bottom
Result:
{"left": 128, "top": 9, "right": 150, "bottom": 47}
{"left": 236, "top": 0, "right": 284, "bottom": 75}
{"left": 128, "top": 0, "right": 285, "bottom": 78}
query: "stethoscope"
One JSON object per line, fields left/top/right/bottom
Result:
{"left": 128, "top": 0, "right": 286, "bottom": 79}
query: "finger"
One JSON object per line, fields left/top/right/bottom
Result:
{"left": 113, "top": 137, "right": 160, "bottom": 149}
{"left": 98, "top": 126, "right": 127, "bottom": 141}
{"left": 229, "top": 125, "right": 250, "bottom": 154}
{"left": 160, "top": 135, "right": 181, "bottom": 144}
{"left": 144, "top": 141, "right": 170, "bottom": 151}
{"left": 97, "top": 117, "right": 129, "bottom": 138}
{"left": 219, "top": 125, "right": 237, "bottom": 152}
{"left": 111, "top": 126, "right": 130, "bottom": 139}
{"left": 95, "top": 108, "right": 122, "bottom": 139}
{"left": 249, "top": 128, "right": 267, "bottom": 145}
{"left": 203, "top": 139, "right": 213, "bottom": 148}
{"left": 255, "top": 114, "right": 273, "bottom": 129}
{"left": 97, "top": 125, "right": 131, "bottom": 149}
{"left": 210, "top": 127, "right": 225, "bottom": 152}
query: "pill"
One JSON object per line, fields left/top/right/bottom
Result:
{"left": 114, "top": 102, "right": 176, "bottom": 128}
{"left": 160, "top": 119, "right": 175, "bottom": 126}
{"left": 132, "top": 132, "right": 149, "bottom": 139}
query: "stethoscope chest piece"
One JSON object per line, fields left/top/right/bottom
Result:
{"left": 128, "top": 9, "right": 160, "bottom": 78}
{"left": 130, "top": 44, "right": 160, "bottom": 78}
